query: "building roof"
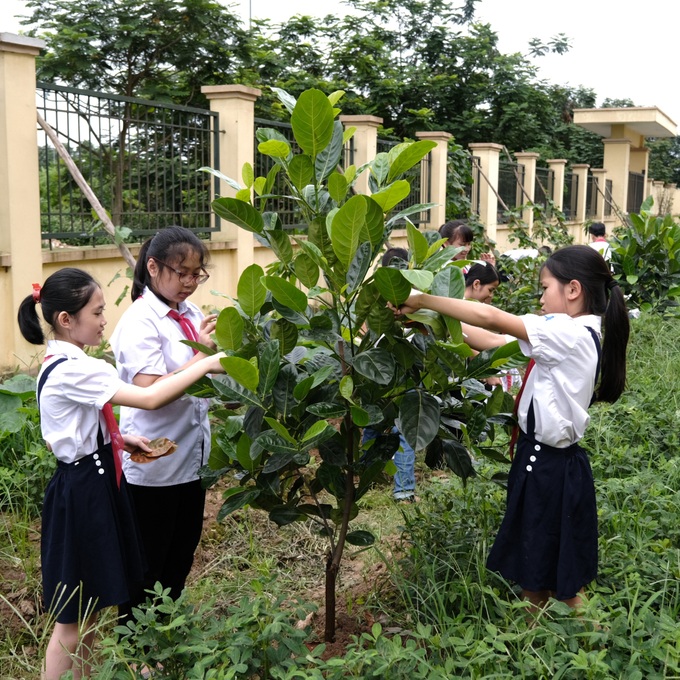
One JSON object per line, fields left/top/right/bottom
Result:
{"left": 573, "top": 107, "right": 677, "bottom": 138}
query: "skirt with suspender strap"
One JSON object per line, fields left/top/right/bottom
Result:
{"left": 486, "top": 329, "right": 601, "bottom": 600}
{"left": 38, "top": 358, "right": 146, "bottom": 624}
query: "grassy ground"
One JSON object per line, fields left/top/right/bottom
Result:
{"left": 3, "top": 313, "right": 680, "bottom": 678}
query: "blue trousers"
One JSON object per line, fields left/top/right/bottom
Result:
{"left": 363, "top": 427, "right": 416, "bottom": 499}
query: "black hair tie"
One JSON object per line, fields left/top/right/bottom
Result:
{"left": 606, "top": 279, "right": 618, "bottom": 291}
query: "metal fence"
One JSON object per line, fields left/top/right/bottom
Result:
{"left": 604, "top": 179, "right": 613, "bottom": 218}
{"left": 585, "top": 175, "right": 598, "bottom": 219}
{"left": 467, "top": 156, "right": 481, "bottom": 216}
{"left": 627, "top": 172, "right": 645, "bottom": 214}
{"left": 534, "top": 167, "right": 554, "bottom": 208}
{"left": 562, "top": 172, "right": 578, "bottom": 220}
{"left": 37, "top": 82, "right": 220, "bottom": 246}
{"left": 497, "top": 161, "right": 525, "bottom": 222}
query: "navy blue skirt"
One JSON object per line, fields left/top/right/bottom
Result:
{"left": 486, "top": 431, "right": 598, "bottom": 600}
{"left": 41, "top": 443, "right": 146, "bottom": 624}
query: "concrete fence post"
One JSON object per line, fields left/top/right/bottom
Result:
{"left": 339, "top": 115, "right": 382, "bottom": 195}
{"left": 415, "top": 131, "right": 452, "bottom": 230}
{"left": 0, "top": 33, "right": 45, "bottom": 370}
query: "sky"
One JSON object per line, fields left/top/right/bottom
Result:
{"left": 2, "top": 0, "right": 679, "bottom": 125}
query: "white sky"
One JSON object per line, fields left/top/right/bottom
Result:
{"left": 2, "top": 0, "right": 679, "bottom": 125}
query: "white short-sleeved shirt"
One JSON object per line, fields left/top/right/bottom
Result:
{"left": 109, "top": 288, "right": 210, "bottom": 486}
{"left": 516, "top": 313, "right": 601, "bottom": 448}
{"left": 38, "top": 340, "right": 124, "bottom": 464}
{"left": 589, "top": 240, "right": 611, "bottom": 261}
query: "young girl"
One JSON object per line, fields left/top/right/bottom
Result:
{"left": 395, "top": 245, "right": 629, "bottom": 607}
{"left": 464, "top": 262, "right": 500, "bottom": 304}
{"left": 17, "top": 268, "right": 224, "bottom": 680}
{"left": 110, "top": 226, "right": 217, "bottom": 611}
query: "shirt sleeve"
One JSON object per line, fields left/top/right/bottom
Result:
{"left": 518, "top": 314, "right": 585, "bottom": 367}
{"left": 114, "top": 312, "right": 170, "bottom": 379}
{"left": 55, "top": 357, "right": 123, "bottom": 409}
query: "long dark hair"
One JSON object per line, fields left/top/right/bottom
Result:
{"left": 132, "top": 226, "right": 210, "bottom": 301}
{"left": 17, "top": 268, "right": 99, "bottom": 345}
{"left": 464, "top": 262, "right": 499, "bottom": 288}
{"left": 543, "top": 245, "right": 629, "bottom": 402}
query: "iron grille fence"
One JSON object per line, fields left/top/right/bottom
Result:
{"left": 497, "top": 160, "right": 525, "bottom": 222}
{"left": 605, "top": 179, "right": 613, "bottom": 217}
{"left": 562, "top": 172, "right": 578, "bottom": 220}
{"left": 627, "top": 172, "right": 645, "bottom": 214}
{"left": 37, "top": 82, "right": 219, "bottom": 246}
{"left": 466, "top": 156, "right": 481, "bottom": 216}
{"left": 534, "top": 167, "right": 554, "bottom": 208}
{"left": 585, "top": 175, "right": 598, "bottom": 219}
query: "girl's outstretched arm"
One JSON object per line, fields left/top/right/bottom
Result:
{"left": 111, "top": 352, "right": 226, "bottom": 410}
{"left": 398, "top": 293, "right": 529, "bottom": 341}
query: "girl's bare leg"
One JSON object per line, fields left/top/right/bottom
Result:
{"left": 73, "top": 614, "right": 98, "bottom": 679}
{"left": 522, "top": 588, "right": 585, "bottom": 610}
{"left": 43, "top": 613, "right": 98, "bottom": 680}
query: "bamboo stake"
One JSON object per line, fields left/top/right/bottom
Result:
{"left": 37, "top": 112, "right": 136, "bottom": 269}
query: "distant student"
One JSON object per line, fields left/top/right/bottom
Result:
{"left": 17, "top": 268, "right": 225, "bottom": 680}
{"left": 588, "top": 222, "right": 611, "bottom": 261}
{"left": 440, "top": 219, "right": 495, "bottom": 264}
{"left": 394, "top": 245, "right": 629, "bottom": 609}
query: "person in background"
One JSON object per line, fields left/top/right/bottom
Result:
{"left": 110, "top": 226, "right": 218, "bottom": 612}
{"left": 588, "top": 222, "right": 611, "bottom": 261}
{"left": 17, "top": 268, "right": 225, "bottom": 680}
{"left": 440, "top": 219, "right": 496, "bottom": 264}
{"left": 394, "top": 245, "right": 629, "bottom": 609}
{"left": 362, "top": 246, "right": 418, "bottom": 502}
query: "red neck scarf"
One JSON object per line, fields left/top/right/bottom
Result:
{"left": 168, "top": 309, "right": 199, "bottom": 354}
{"left": 508, "top": 359, "right": 535, "bottom": 460}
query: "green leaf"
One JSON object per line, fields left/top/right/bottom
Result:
{"left": 345, "top": 530, "right": 375, "bottom": 547}
{"left": 399, "top": 391, "right": 440, "bottom": 451}
{"left": 291, "top": 89, "right": 335, "bottom": 157}
{"left": 273, "top": 363, "right": 298, "bottom": 417}
{"left": 212, "top": 197, "right": 264, "bottom": 234}
{"left": 242, "top": 162, "right": 254, "bottom": 188}
{"left": 353, "top": 348, "right": 396, "bottom": 385}
{"left": 371, "top": 153, "right": 390, "bottom": 186}
{"left": 199, "top": 166, "right": 242, "bottom": 191}
{"left": 258, "top": 340, "right": 281, "bottom": 395}
{"left": 373, "top": 267, "right": 412, "bottom": 305}
{"left": 271, "top": 318, "right": 298, "bottom": 356}
{"left": 346, "top": 241, "right": 372, "bottom": 294}
{"left": 0, "top": 374, "right": 36, "bottom": 398}
{"left": 215, "top": 307, "right": 244, "bottom": 351}
{"left": 331, "top": 195, "right": 367, "bottom": 268}
{"left": 371, "top": 180, "right": 410, "bottom": 212}
{"left": 407, "top": 222, "right": 429, "bottom": 266}
{"left": 328, "top": 172, "right": 349, "bottom": 204}
{"left": 387, "top": 140, "right": 436, "bottom": 183}
{"left": 431, "top": 266, "right": 465, "bottom": 298}
{"left": 339, "top": 375, "right": 354, "bottom": 401}
{"left": 422, "top": 246, "right": 457, "bottom": 272}
{"left": 351, "top": 405, "right": 370, "bottom": 427}
{"left": 302, "top": 420, "right": 335, "bottom": 443}
{"left": 213, "top": 375, "right": 262, "bottom": 409}
{"left": 236, "top": 432, "right": 256, "bottom": 470}
{"left": 315, "top": 120, "right": 344, "bottom": 181}
{"left": 363, "top": 196, "right": 385, "bottom": 246}
{"left": 271, "top": 87, "right": 297, "bottom": 114}
{"left": 288, "top": 154, "right": 314, "bottom": 190}
{"left": 293, "top": 238, "right": 327, "bottom": 270}
{"left": 261, "top": 276, "right": 308, "bottom": 313}
{"left": 237, "top": 263, "right": 267, "bottom": 318}
{"left": 0, "top": 394, "right": 25, "bottom": 434}
{"left": 269, "top": 506, "right": 306, "bottom": 527}
{"left": 401, "top": 269, "right": 434, "bottom": 290}
{"left": 266, "top": 229, "right": 294, "bottom": 265}
{"left": 217, "top": 489, "right": 261, "bottom": 521}
{"left": 294, "top": 253, "right": 320, "bottom": 289}
{"left": 307, "top": 402, "right": 346, "bottom": 418}
{"left": 366, "top": 305, "right": 397, "bottom": 335}
{"left": 258, "top": 139, "right": 291, "bottom": 159}
{"left": 220, "top": 357, "right": 259, "bottom": 393}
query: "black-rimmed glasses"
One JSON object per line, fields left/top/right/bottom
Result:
{"left": 153, "top": 258, "right": 210, "bottom": 285}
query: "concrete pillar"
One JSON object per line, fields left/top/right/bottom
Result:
{"left": 630, "top": 146, "right": 649, "bottom": 175}
{"left": 591, "top": 168, "right": 608, "bottom": 221}
{"left": 415, "top": 131, "right": 452, "bottom": 229}
{"left": 571, "top": 164, "right": 590, "bottom": 226}
{"left": 646, "top": 177, "right": 654, "bottom": 202}
{"left": 653, "top": 180, "right": 665, "bottom": 214}
{"left": 0, "top": 33, "right": 45, "bottom": 369}
{"left": 547, "top": 159, "right": 567, "bottom": 212}
{"left": 201, "top": 84, "right": 261, "bottom": 285}
{"left": 514, "top": 152, "right": 539, "bottom": 232}
{"left": 339, "top": 115, "right": 382, "bottom": 195}
{"left": 468, "top": 143, "right": 503, "bottom": 243}
{"left": 602, "top": 138, "right": 632, "bottom": 216}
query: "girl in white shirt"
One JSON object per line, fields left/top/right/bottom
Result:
{"left": 110, "top": 226, "right": 217, "bottom": 613}
{"left": 395, "top": 245, "right": 629, "bottom": 609}
{"left": 17, "top": 267, "right": 224, "bottom": 680}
